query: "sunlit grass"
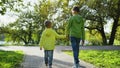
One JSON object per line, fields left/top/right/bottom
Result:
{"left": 64, "top": 50, "right": 120, "bottom": 68}
{"left": 0, "top": 50, "right": 24, "bottom": 68}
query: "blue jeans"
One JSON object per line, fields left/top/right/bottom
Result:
{"left": 70, "top": 37, "right": 81, "bottom": 64}
{"left": 44, "top": 50, "right": 53, "bottom": 66}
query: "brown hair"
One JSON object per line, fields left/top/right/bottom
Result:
{"left": 72, "top": 6, "right": 80, "bottom": 12}
{"left": 44, "top": 20, "right": 51, "bottom": 28}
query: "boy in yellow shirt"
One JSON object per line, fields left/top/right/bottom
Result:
{"left": 39, "top": 20, "right": 65, "bottom": 68}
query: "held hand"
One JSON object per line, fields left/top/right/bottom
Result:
{"left": 40, "top": 48, "right": 42, "bottom": 50}
{"left": 81, "top": 40, "right": 84, "bottom": 46}
{"left": 66, "top": 35, "right": 69, "bottom": 41}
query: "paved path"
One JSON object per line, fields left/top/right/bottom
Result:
{"left": 0, "top": 46, "right": 96, "bottom": 68}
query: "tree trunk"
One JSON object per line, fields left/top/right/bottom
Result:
{"left": 98, "top": 28, "right": 107, "bottom": 45}
{"left": 109, "top": 18, "right": 119, "bottom": 45}
{"left": 109, "top": 0, "right": 120, "bottom": 45}
{"left": 20, "top": 37, "right": 28, "bottom": 45}
{"left": 98, "top": 17, "right": 107, "bottom": 45}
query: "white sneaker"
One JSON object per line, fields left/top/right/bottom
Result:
{"left": 72, "top": 65, "right": 76, "bottom": 68}
{"left": 72, "top": 64, "right": 81, "bottom": 68}
{"left": 48, "top": 66, "right": 52, "bottom": 68}
{"left": 77, "top": 64, "right": 81, "bottom": 67}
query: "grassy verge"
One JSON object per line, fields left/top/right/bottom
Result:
{"left": 0, "top": 50, "right": 24, "bottom": 68}
{"left": 64, "top": 50, "right": 120, "bottom": 68}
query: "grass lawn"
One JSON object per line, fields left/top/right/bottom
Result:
{"left": 0, "top": 50, "right": 24, "bottom": 68}
{"left": 64, "top": 50, "right": 120, "bottom": 68}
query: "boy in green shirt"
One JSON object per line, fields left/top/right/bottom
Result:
{"left": 66, "top": 6, "right": 85, "bottom": 68}
{"left": 40, "top": 20, "right": 65, "bottom": 68}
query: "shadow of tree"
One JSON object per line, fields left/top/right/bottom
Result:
{"left": 53, "top": 59, "right": 86, "bottom": 68}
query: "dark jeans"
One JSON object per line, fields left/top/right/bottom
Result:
{"left": 70, "top": 37, "right": 81, "bottom": 64}
{"left": 44, "top": 50, "right": 53, "bottom": 66}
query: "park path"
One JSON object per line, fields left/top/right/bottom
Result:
{"left": 1, "top": 45, "right": 119, "bottom": 68}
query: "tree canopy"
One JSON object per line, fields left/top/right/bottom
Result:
{"left": 0, "top": 0, "right": 23, "bottom": 15}
{"left": 0, "top": 0, "right": 120, "bottom": 45}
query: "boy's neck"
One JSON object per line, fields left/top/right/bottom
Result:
{"left": 73, "top": 13, "right": 79, "bottom": 15}
{"left": 46, "top": 27, "right": 51, "bottom": 29}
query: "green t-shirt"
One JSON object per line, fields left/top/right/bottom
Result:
{"left": 66, "top": 14, "right": 85, "bottom": 40}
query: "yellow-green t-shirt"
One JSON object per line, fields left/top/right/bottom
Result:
{"left": 39, "top": 28, "right": 65, "bottom": 50}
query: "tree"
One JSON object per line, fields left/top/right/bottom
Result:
{"left": 6, "top": 11, "right": 42, "bottom": 45}
{"left": 108, "top": 0, "right": 120, "bottom": 45}
{"left": 0, "top": 0, "right": 23, "bottom": 15}
{"left": 4, "top": 0, "right": 59, "bottom": 45}
{"left": 83, "top": 0, "right": 108, "bottom": 45}
{"left": 87, "top": 0, "right": 120, "bottom": 45}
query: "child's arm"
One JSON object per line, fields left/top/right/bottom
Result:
{"left": 53, "top": 30, "right": 66, "bottom": 39}
{"left": 81, "top": 18, "right": 85, "bottom": 45}
{"left": 65, "top": 17, "right": 72, "bottom": 37}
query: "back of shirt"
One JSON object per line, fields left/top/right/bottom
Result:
{"left": 66, "top": 14, "right": 85, "bottom": 40}
{"left": 40, "top": 28, "right": 65, "bottom": 50}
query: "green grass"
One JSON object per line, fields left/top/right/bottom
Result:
{"left": 114, "top": 39, "right": 120, "bottom": 45}
{"left": 0, "top": 50, "right": 24, "bottom": 68}
{"left": 64, "top": 50, "right": 120, "bottom": 68}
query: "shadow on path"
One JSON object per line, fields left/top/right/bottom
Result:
{"left": 21, "top": 54, "right": 86, "bottom": 68}
{"left": 53, "top": 59, "right": 86, "bottom": 68}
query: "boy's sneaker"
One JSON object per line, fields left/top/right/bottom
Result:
{"left": 45, "top": 64, "right": 48, "bottom": 66}
{"left": 72, "top": 63, "right": 81, "bottom": 68}
{"left": 48, "top": 66, "right": 52, "bottom": 68}
{"left": 77, "top": 63, "right": 80, "bottom": 67}
{"left": 72, "top": 65, "right": 76, "bottom": 68}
